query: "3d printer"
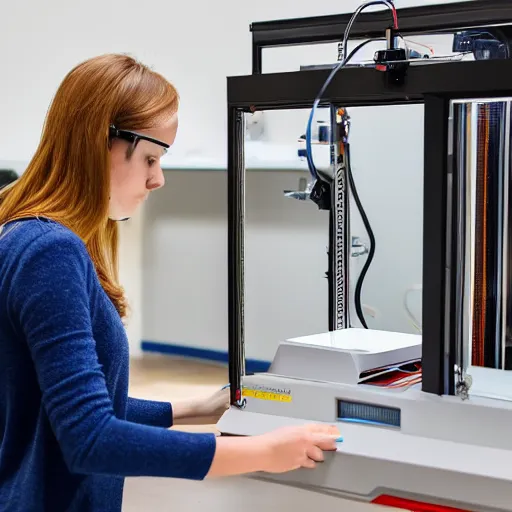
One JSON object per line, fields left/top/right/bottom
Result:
{"left": 218, "top": 1, "right": 512, "bottom": 510}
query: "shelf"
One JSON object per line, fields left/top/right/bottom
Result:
{"left": 1, "top": 142, "right": 331, "bottom": 174}
{"left": 162, "top": 140, "right": 331, "bottom": 172}
{"left": 162, "top": 158, "right": 311, "bottom": 172}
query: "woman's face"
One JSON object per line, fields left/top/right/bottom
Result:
{"left": 108, "top": 114, "right": 178, "bottom": 220}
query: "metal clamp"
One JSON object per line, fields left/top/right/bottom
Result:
{"left": 351, "top": 236, "right": 369, "bottom": 257}
{"left": 455, "top": 365, "right": 473, "bottom": 400}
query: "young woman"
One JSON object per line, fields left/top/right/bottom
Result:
{"left": 0, "top": 54, "right": 340, "bottom": 512}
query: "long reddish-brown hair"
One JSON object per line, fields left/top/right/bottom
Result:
{"left": 0, "top": 54, "right": 179, "bottom": 318}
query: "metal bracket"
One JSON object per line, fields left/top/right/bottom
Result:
{"left": 454, "top": 365, "right": 473, "bottom": 400}
{"left": 351, "top": 236, "right": 369, "bottom": 257}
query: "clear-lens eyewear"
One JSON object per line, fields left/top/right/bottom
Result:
{"left": 109, "top": 125, "right": 170, "bottom": 154}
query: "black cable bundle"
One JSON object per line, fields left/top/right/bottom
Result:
{"left": 345, "top": 145, "right": 376, "bottom": 329}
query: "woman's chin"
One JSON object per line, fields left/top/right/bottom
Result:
{"left": 109, "top": 208, "right": 136, "bottom": 222}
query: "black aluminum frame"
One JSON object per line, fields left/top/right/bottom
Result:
{"left": 227, "top": 2, "right": 512, "bottom": 406}
{"left": 250, "top": 0, "right": 512, "bottom": 73}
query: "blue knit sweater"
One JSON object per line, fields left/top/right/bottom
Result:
{"left": 0, "top": 218, "right": 217, "bottom": 511}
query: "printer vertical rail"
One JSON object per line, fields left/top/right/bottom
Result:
{"left": 330, "top": 105, "right": 350, "bottom": 330}
{"left": 227, "top": 106, "right": 246, "bottom": 407}
{"left": 422, "top": 95, "right": 455, "bottom": 396}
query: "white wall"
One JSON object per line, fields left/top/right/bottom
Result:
{"left": 0, "top": 0, "right": 470, "bottom": 163}
{"left": 118, "top": 210, "right": 144, "bottom": 357}
{"left": 141, "top": 171, "right": 230, "bottom": 354}
{"left": 0, "top": 0, "right": 473, "bottom": 357}
{"left": 142, "top": 169, "right": 330, "bottom": 362}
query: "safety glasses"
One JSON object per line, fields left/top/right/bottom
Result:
{"left": 109, "top": 125, "right": 170, "bottom": 153}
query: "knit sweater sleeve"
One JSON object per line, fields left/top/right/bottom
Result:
{"left": 8, "top": 231, "right": 216, "bottom": 479}
{"left": 127, "top": 397, "right": 173, "bottom": 428}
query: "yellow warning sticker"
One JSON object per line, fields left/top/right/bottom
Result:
{"left": 242, "top": 388, "right": 292, "bottom": 403}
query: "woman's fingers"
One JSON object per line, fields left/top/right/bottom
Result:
{"left": 306, "top": 445, "right": 325, "bottom": 463}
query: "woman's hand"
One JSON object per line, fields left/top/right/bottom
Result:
{"left": 190, "top": 386, "right": 230, "bottom": 421}
{"left": 255, "top": 423, "right": 340, "bottom": 472}
{"left": 207, "top": 423, "right": 341, "bottom": 478}
{"left": 172, "top": 386, "right": 230, "bottom": 425}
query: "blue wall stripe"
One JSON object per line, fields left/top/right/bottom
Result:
{"left": 141, "top": 341, "right": 271, "bottom": 373}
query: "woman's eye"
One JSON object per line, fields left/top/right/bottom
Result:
{"left": 147, "top": 158, "right": 156, "bottom": 167}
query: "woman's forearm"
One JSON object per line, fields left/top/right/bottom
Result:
{"left": 171, "top": 387, "right": 230, "bottom": 425}
{"left": 206, "top": 436, "right": 267, "bottom": 478}
{"left": 171, "top": 398, "right": 203, "bottom": 424}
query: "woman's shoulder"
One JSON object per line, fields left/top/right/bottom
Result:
{"left": 0, "top": 217, "right": 88, "bottom": 263}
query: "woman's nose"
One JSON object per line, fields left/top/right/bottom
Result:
{"left": 147, "top": 167, "right": 165, "bottom": 190}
